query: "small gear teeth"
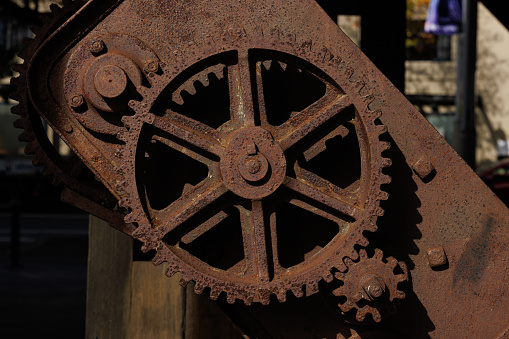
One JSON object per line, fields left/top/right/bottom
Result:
{"left": 262, "top": 60, "right": 272, "bottom": 70}
{"left": 323, "top": 271, "right": 334, "bottom": 283}
{"left": 179, "top": 277, "right": 190, "bottom": 287}
{"left": 276, "top": 290, "right": 287, "bottom": 302}
{"left": 13, "top": 119, "right": 24, "bottom": 129}
{"left": 152, "top": 253, "right": 165, "bottom": 266}
{"left": 291, "top": 286, "right": 304, "bottom": 298}
{"left": 165, "top": 264, "right": 179, "bottom": 278}
{"left": 380, "top": 174, "right": 392, "bottom": 185}
{"left": 226, "top": 293, "right": 236, "bottom": 304}
{"left": 376, "top": 125, "right": 389, "bottom": 135}
{"left": 356, "top": 236, "right": 369, "bottom": 247}
{"left": 194, "top": 282, "right": 205, "bottom": 295}
{"left": 333, "top": 248, "right": 409, "bottom": 323}
{"left": 210, "top": 288, "right": 221, "bottom": 301}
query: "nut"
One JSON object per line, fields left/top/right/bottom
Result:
{"left": 412, "top": 156, "right": 435, "bottom": 180}
{"left": 144, "top": 59, "right": 159, "bottom": 73}
{"left": 426, "top": 247, "right": 447, "bottom": 268}
{"left": 90, "top": 39, "right": 106, "bottom": 54}
{"left": 69, "top": 94, "right": 84, "bottom": 108}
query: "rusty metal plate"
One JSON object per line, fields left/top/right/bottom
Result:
{"left": 12, "top": 0, "right": 509, "bottom": 337}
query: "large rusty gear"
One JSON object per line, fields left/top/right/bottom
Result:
{"left": 333, "top": 249, "right": 409, "bottom": 323}
{"left": 117, "top": 35, "right": 392, "bottom": 305}
{"left": 9, "top": 0, "right": 123, "bottom": 225}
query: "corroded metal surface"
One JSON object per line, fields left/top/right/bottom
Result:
{"left": 11, "top": 0, "right": 509, "bottom": 337}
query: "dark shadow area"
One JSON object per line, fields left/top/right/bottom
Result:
{"left": 0, "top": 213, "right": 89, "bottom": 338}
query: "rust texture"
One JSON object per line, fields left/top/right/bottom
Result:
{"left": 10, "top": 0, "right": 509, "bottom": 337}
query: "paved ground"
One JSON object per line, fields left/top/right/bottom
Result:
{"left": 0, "top": 213, "right": 89, "bottom": 338}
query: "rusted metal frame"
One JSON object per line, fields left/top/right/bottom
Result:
{"left": 26, "top": 0, "right": 124, "bottom": 200}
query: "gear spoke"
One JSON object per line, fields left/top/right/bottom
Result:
{"left": 277, "top": 93, "right": 351, "bottom": 151}
{"left": 283, "top": 176, "right": 359, "bottom": 220}
{"left": 228, "top": 52, "right": 257, "bottom": 127}
{"left": 153, "top": 180, "right": 229, "bottom": 238}
{"left": 149, "top": 112, "right": 225, "bottom": 159}
{"left": 241, "top": 200, "right": 271, "bottom": 283}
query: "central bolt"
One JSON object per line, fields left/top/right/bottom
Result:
{"left": 359, "top": 274, "right": 386, "bottom": 301}
{"left": 246, "top": 159, "right": 261, "bottom": 174}
{"left": 94, "top": 65, "right": 128, "bottom": 99}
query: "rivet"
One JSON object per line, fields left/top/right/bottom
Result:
{"left": 426, "top": 247, "right": 447, "bottom": 268}
{"left": 64, "top": 125, "right": 73, "bottom": 134}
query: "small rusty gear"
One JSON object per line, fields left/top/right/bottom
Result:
{"left": 10, "top": 0, "right": 122, "bottom": 225}
{"left": 117, "top": 36, "right": 392, "bottom": 305}
{"left": 333, "top": 248, "right": 409, "bottom": 323}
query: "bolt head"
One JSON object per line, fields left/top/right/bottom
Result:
{"left": 413, "top": 156, "right": 435, "bottom": 180}
{"left": 359, "top": 274, "right": 386, "bottom": 300}
{"left": 90, "top": 39, "right": 106, "bottom": 54}
{"left": 144, "top": 60, "right": 159, "bottom": 73}
{"left": 426, "top": 247, "right": 447, "bottom": 268}
{"left": 70, "top": 94, "right": 84, "bottom": 108}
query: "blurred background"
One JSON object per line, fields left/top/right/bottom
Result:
{"left": 0, "top": 0, "right": 508, "bottom": 337}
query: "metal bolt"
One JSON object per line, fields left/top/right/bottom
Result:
{"left": 412, "top": 156, "right": 435, "bottom": 180}
{"left": 94, "top": 65, "right": 128, "bottom": 99}
{"left": 64, "top": 125, "right": 73, "bottom": 134}
{"left": 70, "top": 94, "right": 84, "bottom": 108}
{"left": 426, "top": 247, "right": 448, "bottom": 268}
{"left": 360, "top": 274, "right": 386, "bottom": 300}
{"left": 90, "top": 39, "right": 106, "bottom": 54}
{"left": 144, "top": 59, "right": 159, "bottom": 73}
{"left": 246, "top": 159, "right": 261, "bottom": 174}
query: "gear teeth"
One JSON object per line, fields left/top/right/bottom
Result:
{"left": 335, "top": 272, "right": 346, "bottom": 281}
{"left": 13, "top": 118, "right": 24, "bottom": 129}
{"left": 291, "top": 286, "right": 304, "bottom": 298}
{"left": 340, "top": 300, "right": 355, "bottom": 312}
{"left": 20, "top": 132, "right": 34, "bottom": 144}
{"left": 136, "top": 86, "right": 152, "bottom": 99}
{"left": 382, "top": 158, "right": 392, "bottom": 167}
{"left": 210, "top": 288, "right": 221, "bottom": 301}
{"left": 358, "top": 249, "right": 368, "bottom": 260}
{"left": 165, "top": 264, "right": 179, "bottom": 277}
{"left": 179, "top": 277, "right": 190, "bottom": 287}
{"left": 152, "top": 252, "right": 165, "bottom": 266}
{"left": 226, "top": 293, "right": 236, "bottom": 304}
{"left": 387, "top": 257, "right": 398, "bottom": 269}
{"left": 194, "top": 282, "right": 205, "bottom": 295}
{"left": 376, "top": 125, "right": 389, "bottom": 135}
{"left": 306, "top": 281, "right": 319, "bottom": 296}
{"left": 262, "top": 60, "right": 272, "bottom": 70}
{"left": 259, "top": 294, "right": 270, "bottom": 305}
{"left": 375, "top": 207, "right": 385, "bottom": 217}
{"left": 344, "top": 257, "right": 355, "bottom": 268}
{"left": 276, "top": 290, "right": 287, "bottom": 302}
{"left": 395, "top": 290, "right": 406, "bottom": 299}
{"left": 380, "top": 174, "right": 391, "bottom": 185}
{"left": 373, "top": 248, "right": 383, "bottom": 260}
{"left": 349, "top": 250, "right": 359, "bottom": 261}
{"left": 381, "top": 141, "right": 391, "bottom": 152}
{"left": 323, "top": 271, "right": 334, "bottom": 283}
{"left": 11, "top": 63, "right": 25, "bottom": 74}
